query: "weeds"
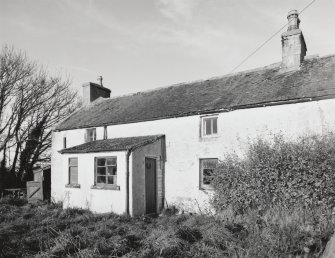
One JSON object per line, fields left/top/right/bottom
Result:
{"left": 0, "top": 200, "right": 333, "bottom": 257}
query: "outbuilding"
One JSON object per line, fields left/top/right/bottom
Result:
{"left": 58, "top": 135, "right": 165, "bottom": 215}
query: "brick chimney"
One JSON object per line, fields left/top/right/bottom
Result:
{"left": 281, "top": 10, "right": 307, "bottom": 70}
{"left": 82, "top": 79, "right": 111, "bottom": 106}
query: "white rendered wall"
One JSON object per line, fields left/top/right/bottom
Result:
{"left": 52, "top": 98, "right": 335, "bottom": 213}
{"left": 52, "top": 150, "right": 128, "bottom": 214}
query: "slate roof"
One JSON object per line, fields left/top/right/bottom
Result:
{"left": 59, "top": 135, "right": 164, "bottom": 154}
{"left": 56, "top": 55, "right": 335, "bottom": 131}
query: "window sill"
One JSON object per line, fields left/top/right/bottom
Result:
{"left": 65, "top": 184, "right": 81, "bottom": 188}
{"left": 200, "top": 135, "right": 220, "bottom": 141}
{"left": 201, "top": 134, "right": 219, "bottom": 138}
{"left": 200, "top": 186, "right": 214, "bottom": 191}
{"left": 91, "top": 185, "right": 120, "bottom": 191}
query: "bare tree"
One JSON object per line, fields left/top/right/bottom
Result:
{"left": 0, "top": 46, "right": 78, "bottom": 186}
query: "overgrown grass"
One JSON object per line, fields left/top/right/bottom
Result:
{"left": 0, "top": 198, "right": 334, "bottom": 257}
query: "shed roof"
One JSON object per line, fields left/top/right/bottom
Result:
{"left": 59, "top": 135, "right": 164, "bottom": 154}
{"left": 56, "top": 55, "right": 335, "bottom": 131}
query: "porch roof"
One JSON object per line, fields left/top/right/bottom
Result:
{"left": 59, "top": 135, "right": 164, "bottom": 154}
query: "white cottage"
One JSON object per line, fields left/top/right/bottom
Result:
{"left": 51, "top": 11, "right": 335, "bottom": 215}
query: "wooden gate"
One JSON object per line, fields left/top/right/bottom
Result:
{"left": 27, "top": 181, "right": 43, "bottom": 202}
{"left": 145, "top": 157, "right": 157, "bottom": 214}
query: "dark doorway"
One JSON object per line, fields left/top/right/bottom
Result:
{"left": 145, "top": 157, "right": 157, "bottom": 214}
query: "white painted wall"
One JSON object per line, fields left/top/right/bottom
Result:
{"left": 52, "top": 98, "right": 335, "bottom": 213}
{"left": 53, "top": 150, "right": 128, "bottom": 214}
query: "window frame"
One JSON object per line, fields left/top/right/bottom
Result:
{"left": 201, "top": 115, "right": 218, "bottom": 137}
{"left": 67, "top": 157, "right": 79, "bottom": 187}
{"left": 93, "top": 156, "right": 119, "bottom": 190}
{"left": 85, "top": 128, "right": 96, "bottom": 142}
{"left": 199, "top": 158, "right": 218, "bottom": 190}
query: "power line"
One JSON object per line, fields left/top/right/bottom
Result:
{"left": 229, "top": 0, "right": 318, "bottom": 73}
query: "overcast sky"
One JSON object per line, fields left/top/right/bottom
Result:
{"left": 1, "top": 0, "right": 335, "bottom": 97}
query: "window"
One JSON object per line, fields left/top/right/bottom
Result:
{"left": 68, "top": 158, "right": 78, "bottom": 185}
{"left": 63, "top": 137, "right": 67, "bottom": 148}
{"left": 202, "top": 116, "right": 218, "bottom": 136}
{"left": 95, "top": 157, "right": 117, "bottom": 185}
{"left": 85, "top": 128, "right": 96, "bottom": 142}
{"left": 200, "top": 158, "right": 218, "bottom": 190}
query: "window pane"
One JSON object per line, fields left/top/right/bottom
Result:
{"left": 203, "top": 159, "right": 218, "bottom": 168}
{"left": 69, "top": 167, "right": 78, "bottom": 184}
{"left": 203, "top": 173, "right": 213, "bottom": 185}
{"left": 86, "top": 128, "right": 96, "bottom": 142}
{"left": 200, "top": 159, "right": 218, "bottom": 189}
{"left": 108, "top": 176, "right": 116, "bottom": 185}
{"left": 97, "top": 167, "right": 106, "bottom": 175}
{"left": 205, "top": 119, "right": 211, "bottom": 135}
{"left": 107, "top": 166, "right": 117, "bottom": 176}
{"left": 69, "top": 158, "right": 78, "bottom": 167}
{"left": 95, "top": 157, "right": 117, "bottom": 185}
{"left": 212, "top": 118, "right": 217, "bottom": 134}
{"left": 97, "top": 176, "right": 106, "bottom": 184}
{"left": 97, "top": 158, "right": 106, "bottom": 166}
{"left": 203, "top": 168, "right": 213, "bottom": 177}
{"left": 106, "top": 158, "right": 116, "bottom": 166}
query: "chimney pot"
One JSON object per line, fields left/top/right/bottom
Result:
{"left": 287, "top": 10, "right": 300, "bottom": 31}
{"left": 97, "top": 76, "right": 103, "bottom": 87}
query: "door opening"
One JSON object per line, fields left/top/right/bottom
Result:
{"left": 145, "top": 157, "right": 157, "bottom": 214}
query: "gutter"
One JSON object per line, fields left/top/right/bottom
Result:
{"left": 125, "top": 150, "right": 131, "bottom": 216}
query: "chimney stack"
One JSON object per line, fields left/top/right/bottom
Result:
{"left": 281, "top": 10, "right": 307, "bottom": 70}
{"left": 82, "top": 77, "right": 111, "bottom": 106}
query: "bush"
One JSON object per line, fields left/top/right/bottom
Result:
{"left": 212, "top": 133, "right": 335, "bottom": 212}
{"left": 0, "top": 196, "right": 27, "bottom": 207}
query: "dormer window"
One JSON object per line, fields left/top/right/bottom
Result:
{"left": 85, "top": 128, "right": 96, "bottom": 142}
{"left": 202, "top": 116, "right": 218, "bottom": 137}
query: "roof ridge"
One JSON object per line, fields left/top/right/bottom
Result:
{"left": 109, "top": 54, "right": 335, "bottom": 101}
{"left": 109, "top": 62, "right": 282, "bottom": 100}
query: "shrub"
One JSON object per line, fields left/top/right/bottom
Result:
{"left": 162, "top": 206, "right": 179, "bottom": 216}
{"left": 0, "top": 196, "right": 27, "bottom": 207}
{"left": 212, "top": 133, "right": 335, "bottom": 212}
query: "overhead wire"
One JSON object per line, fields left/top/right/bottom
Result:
{"left": 229, "top": 0, "right": 318, "bottom": 73}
